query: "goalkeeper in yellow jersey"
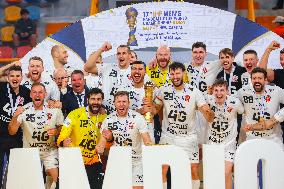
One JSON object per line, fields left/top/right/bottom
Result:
{"left": 57, "top": 88, "right": 107, "bottom": 189}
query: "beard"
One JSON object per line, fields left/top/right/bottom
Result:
{"left": 172, "top": 79, "right": 183, "bottom": 88}
{"left": 253, "top": 83, "right": 264, "bottom": 92}
{"left": 89, "top": 104, "right": 101, "bottom": 114}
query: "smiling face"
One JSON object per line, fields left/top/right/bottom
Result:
{"left": 30, "top": 84, "right": 46, "bottom": 109}
{"left": 88, "top": 93, "right": 103, "bottom": 114}
{"left": 131, "top": 63, "right": 145, "bottom": 84}
{"left": 213, "top": 84, "right": 228, "bottom": 105}
{"left": 169, "top": 68, "right": 184, "bottom": 88}
{"left": 117, "top": 47, "right": 131, "bottom": 69}
{"left": 156, "top": 46, "right": 171, "bottom": 69}
{"left": 8, "top": 70, "right": 22, "bottom": 89}
{"left": 220, "top": 52, "right": 234, "bottom": 72}
{"left": 114, "top": 94, "right": 130, "bottom": 117}
{"left": 192, "top": 47, "right": 206, "bottom": 66}
{"left": 251, "top": 72, "right": 266, "bottom": 93}
{"left": 71, "top": 73, "right": 85, "bottom": 93}
{"left": 243, "top": 53, "right": 258, "bottom": 74}
{"left": 57, "top": 46, "right": 68, "bottom": 65}
{"left": 28, "top": 59, "right": 44, "bottom": 82}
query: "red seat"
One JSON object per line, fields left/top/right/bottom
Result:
{"left": 16, "top": 45, "right": 32, "bottom": 58}
{"left": 0, "top": 46, "right": 13, "bottom": 58}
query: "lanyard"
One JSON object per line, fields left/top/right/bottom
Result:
{"left": 7, "top": 84, "right": 21, "bottom": 116}
{"left": 223, "top": 65, "right": 235, "bottom": 95}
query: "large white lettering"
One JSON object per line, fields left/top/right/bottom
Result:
{"left": 6, "top": 140, "right": 284, "bottom": 189}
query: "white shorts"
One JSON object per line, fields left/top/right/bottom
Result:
{"left": 224, "top": 142, "right": 236, "bottom": 162}
{"left": 40, "top": 149, "right": 58, "bottom": 170}
{"left": 132, "top": 162, "right": 143, "bottom": 186}
{"left": 159, "top": 134, "right": 199, "bottom": 163}
{"left": 195, "top": 111, "right": 208, "bottom": 145}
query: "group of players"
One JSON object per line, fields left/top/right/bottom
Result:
{"left": 0, "top": 40, "right": 284, "bottom": 189}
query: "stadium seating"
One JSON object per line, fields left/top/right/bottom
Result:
{"left": 26, "top": 6, "right": 41, "bottom": 21}
{"left": 0, "top": 25, "right": 15, "bottom": 42}
{"left": 45, "top": 22, "right": 70, "bottom": 36}
{"left": 24, "top": 0, "right": 41, "bottom": 3}
{"left": 256, "top": 16, "right": 277, "bottom": 31}
{"left": 0, "top": 46, "right": 13, "bottom": 58}
{"left": 4, "top": 6, "right": 21, "bottom": 22}
{"left": 235, "top": 0, "right": 260, "bottom": 10}
{"left": 5, "top": 0, "right": 23, "bottom": 4}
{"left": 16, "top": 45, "right": 32, "bottom": 58}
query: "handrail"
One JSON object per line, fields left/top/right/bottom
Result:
{"left": 0, "top": 58, "right": 20, "bottom": 63}
{"left": 248, "top": 0, "right": 256, "bottom": 22}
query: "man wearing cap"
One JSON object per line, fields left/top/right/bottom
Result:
{"left": 272, "top": 16, "right": 284, "bottom": 38}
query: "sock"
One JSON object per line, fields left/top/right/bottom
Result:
{"left": 192, "top": 179, "right": 200, "bottom": 189}
{"left": 50, "top": 181, "right": 56, "bottom": 189}
{"left": 163, "top": 182, "right": 167, "bottom": 189}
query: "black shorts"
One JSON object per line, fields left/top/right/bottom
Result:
{"left": 85, "top": 162, "right": 104, "bottom": 189}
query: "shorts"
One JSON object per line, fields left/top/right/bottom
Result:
{"left": 147, "top": 123, "right": 155, "bottom": 144}
{"left": 40, "top": 149, "right": 58, "bottom": 170}
{"left": 132, "top": 162, "right": 143, "bottom": 186}
{"left": 224, "top": 142, "right": 236, "bottom": 162}
{"left": 195, "top": 111, "right": 208, "bottom": 145}
{"left": 159, "top": 134, "right": 199, "bottom": 163}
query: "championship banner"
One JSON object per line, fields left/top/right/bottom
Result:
{"left": 20, "top": 1, "right": 284, "bottom": 72}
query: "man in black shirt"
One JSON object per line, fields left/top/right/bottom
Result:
{"left": 12, "top": 8, "right": 37, "bottom": 47}
{"left": 0, "top": 66, "right": 31, "bottom": 186}
{"left": 216, "top": 48, "right": 246, "bottom": 95}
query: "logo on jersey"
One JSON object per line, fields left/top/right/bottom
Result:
{"left": 202, "top": 67, "right": 208, "bottom": 73}
{"left": 266, "top": 95, "right": 271, "bottom": 102}
{"left": 232, "top": 75, "right": 238, "bottom": 82}
{"left": 184, "top": 95, "right": 190, "bottom": 102}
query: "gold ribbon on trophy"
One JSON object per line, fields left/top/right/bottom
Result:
{"left": 144, "top": 81, "right": 155, "bottom": 123}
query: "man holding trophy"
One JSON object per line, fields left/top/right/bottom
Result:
{"left": 153, "top": 62, "right": 214, "bottom": 189}
{"left": 123, "top": 60, "right": 157, "bottom": 142}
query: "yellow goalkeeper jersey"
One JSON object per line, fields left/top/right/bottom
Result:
{"left": 146, "top": 64, "right": 189, "bottom": 88}
{"left": 57, "top": 107, "right": 107, "bottom": 165}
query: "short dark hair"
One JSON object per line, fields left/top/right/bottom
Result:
{"left": 219, "top": 48, "right": 234, "bottom": 58}
{"left": 29, "top": 56, "right": 43, "bottom": 65}
{"left": 192, "top": 42, "right": 206, "bottom": 51}
{"left": 244, "top": 49, "right": 258, "bottom": 57}
{"left": 280, "top": 48, "right": 284, "bottom": 54}
{"left": 117, "top": 45, "right": 130, "bottom": 53}
{"left": 87, "top": 88, "right": 104, "bottom": 100}
{"left": 114, "top": 91, "right": 129, "bottom": 101}
{"left": 31, "top": 82, "right": 46, "bottom": 91}
{"left": 71, "top": 70, "right": 84, "bottom": 78}
{"left": 131, "top": 60, "right": 146, "bottom": 69}
{"left": 130, "top": 50, "right": 138, "bottom": 59}
{"left": 212, "top": 78, "right": 228, "bottom": 89}
{"left": 251, "top": 67, "right": 267, "bottom": 79}
{"left": 8, "top": 65, "right": 22, "bottom": 75}
{"left": 169, "top": 62, "right": 185, "bottom": 72}
{"left": 20, "top": 8, "right": 29, "bottom": 15}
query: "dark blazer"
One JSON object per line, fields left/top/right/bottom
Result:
{"left": 61, "top": 86, "right": 89, "bottom": 117}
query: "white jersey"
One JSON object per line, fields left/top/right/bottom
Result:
{"left": 185, "top": 60, "right": 222, "bottom": 94}
{"left": 237, "top": 85, "right": 284, "bottom": 143}
{"left": 101, "top": 109, "right": 148, "bottom": 164}
{"left": 21, "top": 74, "right": 60, "bottom": 101}
{"left": 84, "top": 74, "right": 102, "bottom": 90}
{"left": 155, "top": 83, "right": 206, "bottom": 137}
{"left": 241, "top": 72, "right": 251, "bottom": 86}
{"left": 17, "top": 102, "right": 64, "bottom": 153}
{"left": 206, "top": 95, "right": 244, "bottom": 146}
{"left": 97, "top": 63, "right": 131, "bottom": 113}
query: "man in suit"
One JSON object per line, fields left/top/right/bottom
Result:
{"left": 61, "top": 70, "right": 89, "bottom": 116}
